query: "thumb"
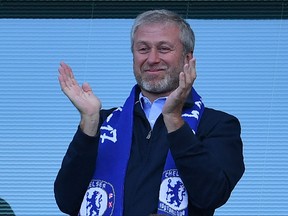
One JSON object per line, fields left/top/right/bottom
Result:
{"left": 82, "top": 82, "right": 92, "bottom": 92}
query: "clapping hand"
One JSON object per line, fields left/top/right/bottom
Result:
{"left": 162, "top": 58, "right": 197, "bottom": 132}
{"left": 58, "top": 62, "right": 101, "bottom": 136}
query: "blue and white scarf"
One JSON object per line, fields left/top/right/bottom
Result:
{"left": 79, "top": 85, "right": 204, "bottom": 216}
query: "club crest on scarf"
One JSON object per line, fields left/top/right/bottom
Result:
{"left": 79, "top": 180, "right": 115, "bottom": 216}
{"left": 158, "top": 169, "right": 188, "bottom": 216}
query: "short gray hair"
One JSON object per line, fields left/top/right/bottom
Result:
{"left": 131, "top": 9, "right": 195, "bottom": 54}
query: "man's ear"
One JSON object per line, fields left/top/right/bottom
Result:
{"left": 185, "top": 51, "right": 193, "bottom": 63}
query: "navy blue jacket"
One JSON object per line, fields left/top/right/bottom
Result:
{"left": 54, "top": 89, "right": 245, "bottom": 216}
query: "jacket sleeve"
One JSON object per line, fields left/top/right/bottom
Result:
{"left": 54, "top": 126, "right": 99, "bottom": 215}
{"left": 168, "top": 109, "right": 245, "bottom": 210}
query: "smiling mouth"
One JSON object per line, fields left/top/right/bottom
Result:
{"left": 144, "top": 68, "right": 166, "bottom": 72}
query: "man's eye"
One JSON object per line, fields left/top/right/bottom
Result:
{"left": 138, "top": 47, "right": 149, "bottom": 53}
{"left": 159, "top": 47, "right": 171, "bottom": 53}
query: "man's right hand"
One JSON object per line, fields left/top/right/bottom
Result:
{"left": 58, "top": 62, "right": 102, "bottom": 136}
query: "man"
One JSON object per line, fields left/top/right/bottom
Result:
{"left": 54, "top": 9, "right": 245, "bottom": 216}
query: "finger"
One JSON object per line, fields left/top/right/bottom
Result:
{"left": 189, "top": 58, "right": 196, "bottom": 82}
{"left": 58, "top": 62, "right": 69, "bottom": 82}
{"left": 183, "top": 58, "right": 196, "bottom": 87}
{"left": 59, "top": 62, "right": 79, "bottom": 88}
{"left": 174, "top": 71, "right": 187, "bottom": 100}
{"left": 58, "top": 64, "right": 69, "bottom": 90}
{"left": 179, "top": 63, "right": 190, "bottom": 90}
{"left": 63, "top": 62, "right": 74, "bottom": 79}
{"left": 59, "top": 66, "right": 73, "bottom": 88}
{"left": 59, "top": 62, "right": 73, "bottom": 80}
{"left": 58, "top": 72, "right": 71, "bottom": 92}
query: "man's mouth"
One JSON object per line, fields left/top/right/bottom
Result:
{"left": 143, "top": 67, "right": 166, "bottom": 72}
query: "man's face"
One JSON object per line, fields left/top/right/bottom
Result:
{"left": 132, "top": 23, "right": 191, "bottom": 97}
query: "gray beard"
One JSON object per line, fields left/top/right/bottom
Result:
{"left": 134, "top": 71, "right": 179, "bottom": 94}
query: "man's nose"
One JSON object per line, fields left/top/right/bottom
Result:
{"left": 147, "top": 48, "right": 160, "bottom": 64}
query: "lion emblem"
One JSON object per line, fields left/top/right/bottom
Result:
{"left": 166, "top": 179, "right": 186, "bottom": 207}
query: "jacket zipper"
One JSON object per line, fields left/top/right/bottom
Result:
{"left": 146, "top": 129, "right": 152, "bottom": 139}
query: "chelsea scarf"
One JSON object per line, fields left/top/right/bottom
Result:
{"left": 79, "top": 85, "right": 204, "bottom": 216}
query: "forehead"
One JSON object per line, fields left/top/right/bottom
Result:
{"left": 134, "top": 22, "right": 180, "bottom": 44}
